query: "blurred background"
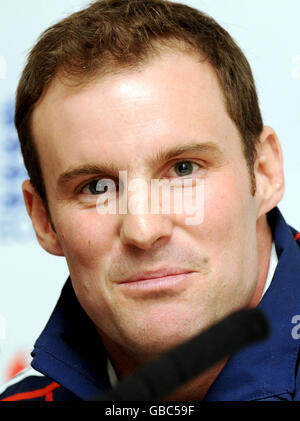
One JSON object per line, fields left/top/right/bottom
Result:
{"left": 0, "top": 0, "right": 299, "bottom": 386}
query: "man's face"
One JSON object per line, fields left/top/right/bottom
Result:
{"left": 32, "top": 51, "right": 262, "bottom": 362}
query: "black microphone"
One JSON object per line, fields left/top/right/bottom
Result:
{"left": 91, "top": 308, "right": 269, "bottom": 401}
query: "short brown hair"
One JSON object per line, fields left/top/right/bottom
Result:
{"left": 16, "top": 0, "right": 263, "bottom": 211}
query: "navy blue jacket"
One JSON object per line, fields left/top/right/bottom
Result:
{"left": 1, "top": 207, "right": 300, "bottom": 401}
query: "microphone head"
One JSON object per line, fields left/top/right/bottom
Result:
{"left": 233, "top": 307, "right": 270, "bottom": 343}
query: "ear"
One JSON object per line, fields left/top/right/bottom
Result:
{"left": 22, "top": 180, "right": 65, "bottom": 256}
{"left": 254, "top": 126, "right": 285, "bottom": 218}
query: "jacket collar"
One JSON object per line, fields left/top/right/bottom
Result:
{"left": 31, "top": 206, "right": 300, "bottom": 401}
{"left": 31, "top": 279, "right": 111, "bottom": 400}
{"left": 205, "top": 207, "right": 300, "bottom": 400}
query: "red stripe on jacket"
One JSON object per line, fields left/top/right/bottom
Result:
{"left": 0, "top": 382, "right": 60, "bottom": 402}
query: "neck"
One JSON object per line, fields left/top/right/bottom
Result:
{"left": 249, "top": 214, "right": 273, "bottom": 308}
{"left": 101, "top": 329, "right": 228, "bottom": 401}
{"left": 165, "top": 359, "right": 228, "bottom": 401}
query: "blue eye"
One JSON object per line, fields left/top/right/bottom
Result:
{"left": 82, "top": 179, "right": 109, "bottom": 195}
{"left": 172, "top": 161, "right": 199, "bottom": 177}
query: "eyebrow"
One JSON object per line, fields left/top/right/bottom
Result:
{"left": 56, "top": 141, "right": 223, "bottom": 191}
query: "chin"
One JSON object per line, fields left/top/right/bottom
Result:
{"left": 122, "top": 321, "right": 203, "bottom": 362}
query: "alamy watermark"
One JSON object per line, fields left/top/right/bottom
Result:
{"left": 291, "top": 315, "right": 300, "bottom": 339}
{"left": 0, "top": 56, "right": 7, "bottom": 80}
{"left": 95, "top": 172, "right": 205, "bottom": 226}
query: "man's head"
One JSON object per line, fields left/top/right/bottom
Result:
{"left": 19, "top": 0, "right": 284, "bottom": 375}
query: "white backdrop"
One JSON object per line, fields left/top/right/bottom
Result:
{"left": 0, "top": 0, "right": 299, "bottom": 386}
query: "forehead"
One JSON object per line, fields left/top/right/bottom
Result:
{"left": 31, "top": 51, "right": 242, "bottom": 189}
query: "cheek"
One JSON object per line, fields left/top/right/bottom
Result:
{"left": 204, "top": 167, "right": 254, "bottom": 230}
{"left": 55, "top": 209, "right": 116, "bottom": 271}
{"left": 183, "top": 170, "right": 257, "bottom": 273}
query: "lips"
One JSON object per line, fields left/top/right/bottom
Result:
{"left": 120, "top": 268, "right": 194, "bottom": 284}
{"left": 118, "top": 270, "right": 196, "bottom": 297}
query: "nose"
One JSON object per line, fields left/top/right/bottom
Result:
{"left": 119, "top": 213, "right": 173, "bottom": 250}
